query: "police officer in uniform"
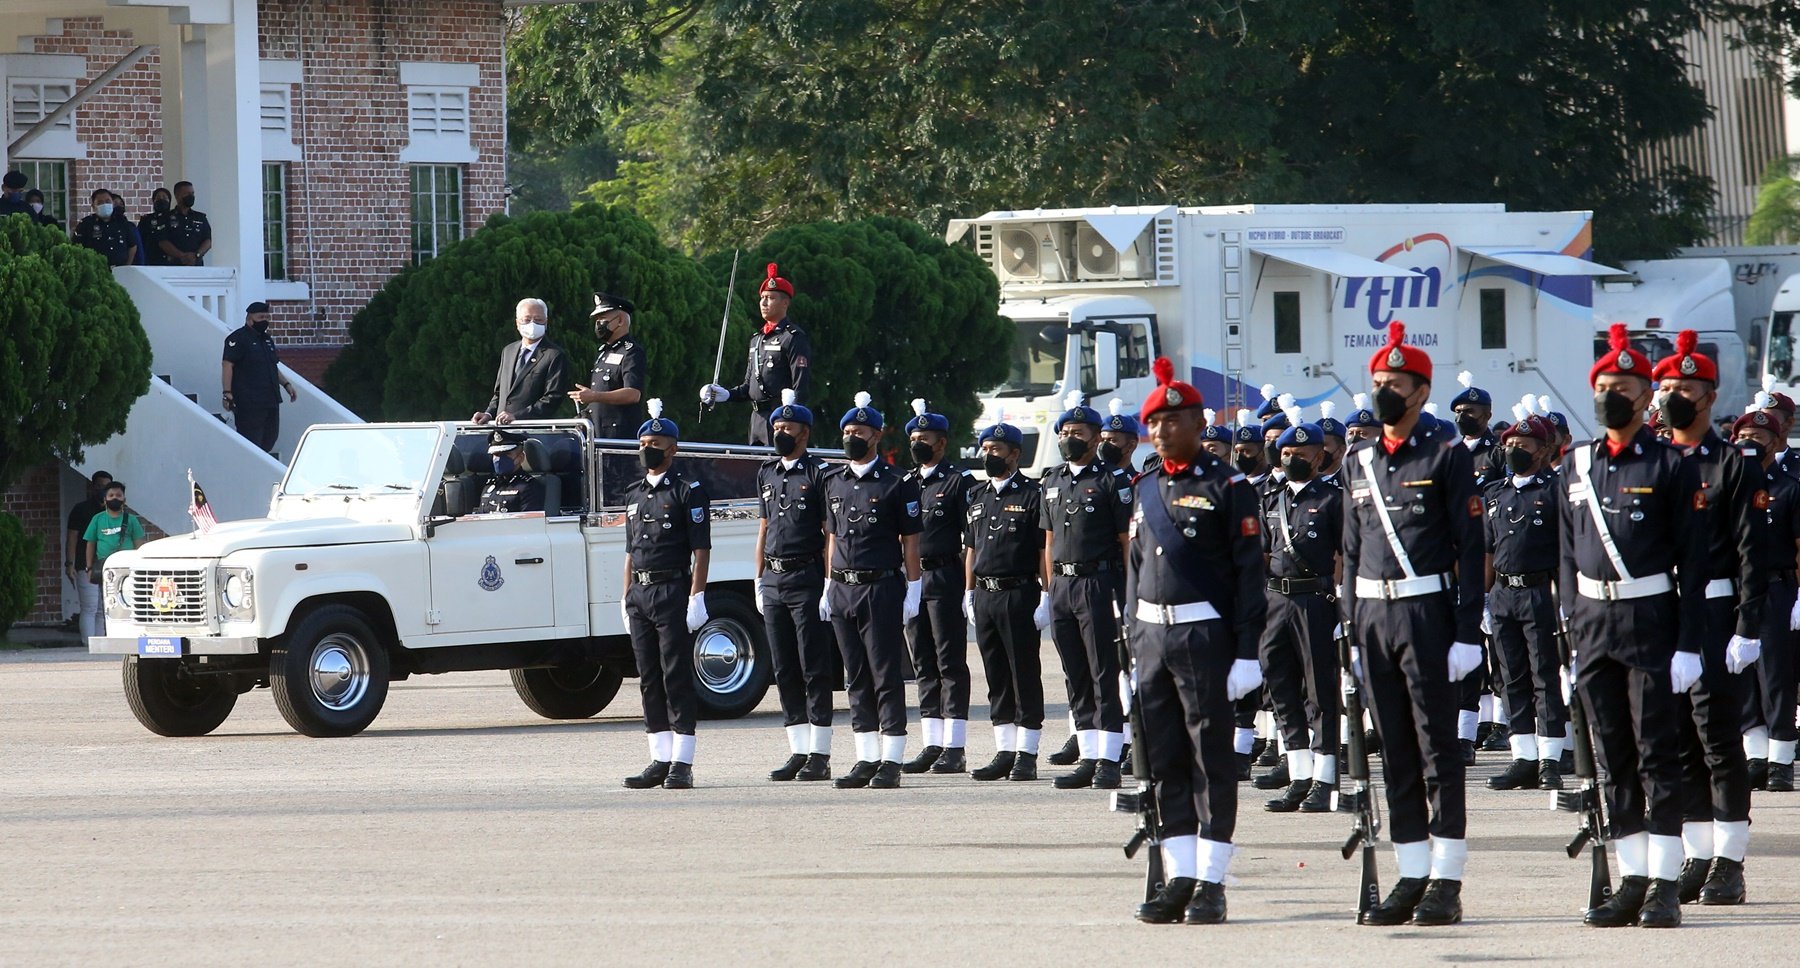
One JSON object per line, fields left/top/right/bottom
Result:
{"left": 75, "top": 189, "right": 135, "bottom": 266}
{"left": 1729, "top": 409, "right": 1800, "bottom": 793}
{"left": 1316, "top": 401, "right": 1348, "bottom": 487}
{"left": 1199, "top": 409, "right": 1232, "bottom": 464}
{"left": 1453, "top": 372, "right": 1506, "bottom": 757}
{"left": 569, "top": 292, "right": 645, "bottom": 439}
{"left": 1130, "top": 358, "right": 1267, "bottom": 925}
{"left": 1098, "top": 398, "right": 1143, "bottom": 472}
{"left": 1229, "top": 411, "right": 1275, "bottom": 778}
{"left": 474, "top": 431, "right": 547, "bottom": 513}
{"left": 157, "top": 181, "right": 212, "bottom": 266}
{"left": 902, "top": 399, "right": 975, "bottom": 775}
{"left": 1345, "top": 394, "right": 1380, "bottom": 445}
{"left": 138, "top": 188, "right": 173, "bottom": 266}
{"left": 820, "top": 392, "right": 923, "bottom": 789}
{"left": 1653, "top": 331, "right": 1764, "bottom": 906}
{"left": 1481, "top": 411, "right": 1569, "bottom": 792}
{"left": 222, "top": 301, "right": 297, "bottom": 454}
{"left": 1561, "top": 324, "right": 1710, "bottom": 927}
{"left": 1260, "top": 411, "right": 1344, "bottom": 815}
{"left": 755, "top": 389, "right": 838, "bottom": 782}
{"left": 1341, "top": 321, "right": 1485, "bottom": 927}
{"left": 620, "top": 400, "right": 712, "bottom": 791}
{"left": 699, "top": 263, "right": 813, "bottom": 445}
{"left": 1041, "top": 392, "right": 1133, "bottom": 789}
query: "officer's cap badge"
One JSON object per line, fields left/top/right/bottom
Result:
{"left": 1679, "top": 356, "right": 1697, "bottom": 376}
{"left": 1617, "top": 352, "right": 1634, "bottom": 371}
{"left": 1164, "top": 387, "right": 1181, "bottom": 406}
{"left": 1295, "top": 429, "right": 1308, "bottom": 443}
{"left": 1387, "top": 347, "right": 1406, "bottom": 368}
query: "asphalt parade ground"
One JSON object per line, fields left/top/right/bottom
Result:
{"left": 6, "top": 645, "right": 1800, "bottom": 967}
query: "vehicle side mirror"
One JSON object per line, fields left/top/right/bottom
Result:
{"left": 1093, "top": 331, "right": 1119, "bottom": 392}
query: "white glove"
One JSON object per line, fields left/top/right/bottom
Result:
{"left": 903, "top": 579, "right": 922, "bottom": 622}
{"left": 1727, "top": 635, "right": 1762, "bottom": 674}
{"left": 819, "top": 579, "right": 835, "bottom": 622}
{"left": 1225, "top": 658, "right": 1264, "bottom": 702}
{"left": 1561, "top": 651, "right": 1577, "bottom": 705}
{"left": 1789, "top": 594, "right": 1800, "bottom": 631}
{"left": 753, "top": 576, "right": 766, "bottom": 616}
{"left": 685, "top": 592, "right": 708, "bottom": 632}
{"left": 1480, "top": 606, "right": 1493, "bottom": 636}
{"left": 1447, "top": 641, "right": 1483, "bottom": 682}
{"left": 962, "top": 590, "right": 974, "bottom": 624}
{"left": 1032, "top": 591, "right": 1051, "bottom": 630}
{"left": 1348, "top": 645, "right": 1363, "bottom": 679}
{"left": 699, "top": 383, "right": 729, "bottom": 405}
{"left": 619, "top": 597, "right": 630, "bottom": 629}
{"left": 1671, "top": 651, "right": 1703, "bottom": 694}
{"left": 1119, "top": 670, "right": 1135, "bottom": 715}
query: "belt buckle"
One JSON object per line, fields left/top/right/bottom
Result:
{"left": 1381, "top": 580, "right": 1398, "bottom": 600}
{"left": 844, "top": 571, "right": 863, "bottom": 586}
{"left": 1158, "top": 604, "right": 1176, "bottom": 625}
{"left": 1601, "top": 581, "right": 1619, "bottom": 601}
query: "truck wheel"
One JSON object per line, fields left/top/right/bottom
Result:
{"left": 692, "top": 591, "right": 772, "bottom": 720}
{"left": 270, "top": 605, "right": 391, "bottom": 737}
{"left": 121, "top": 657, "right": 237, "bottom": 736}
{"left": 510, "top": 662, "right": 623, "bottom": 719}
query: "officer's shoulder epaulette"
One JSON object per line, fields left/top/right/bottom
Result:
{"left": 1110, "top": 466, "right": 1128, "bottom": 477}
{"left": 958, "top": 468, "right": 975, "bottom": 479}
{"left": 760, "top": 456, "right": 782, "bottom": 468}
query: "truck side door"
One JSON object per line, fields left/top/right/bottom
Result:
{"left": 426, "top": 513, "right": 555, "bottom": 634}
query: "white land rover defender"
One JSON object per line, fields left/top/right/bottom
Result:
{"left": 88, "top": 421, "right": 783, "bottom": 738}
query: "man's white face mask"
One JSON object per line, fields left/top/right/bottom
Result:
{"left": 517, "top": 321, "right": 546, "bottom": 342}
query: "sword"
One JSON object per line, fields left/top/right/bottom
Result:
{"left": 700, "top": 249, "right": 742, "bottom": 426}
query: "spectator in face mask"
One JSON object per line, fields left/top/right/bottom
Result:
{"left": 222, "top": 302, "right": 297, "bottom": 454}
{"left": 75, "top": 189, "right": 136, "bottom": 266}
{"left": 83, "top": 481, "right": 144, "bottom": 635}
{"left": 23, "top": 189, "right": 62, "bottom": 231}
{"left": 108, "top": 193, "right": 147, "bottom": 266}
{"left": 158, "top": 180, "right": 212, "bottom": 267}
{"left": 140, "top": 188, "right": 174, "bottom": 265}
{"left": 0, "top": 171, "right": 29, "bottom": 218}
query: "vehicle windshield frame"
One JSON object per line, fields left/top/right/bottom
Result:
{"left": 280, "top": 425, "right": 444, "bottom": 498}
{"left": 992, "top": 318, "right": 1072, "bottom": 398}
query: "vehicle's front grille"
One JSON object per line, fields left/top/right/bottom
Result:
{"left": 130, "top": 568, "right": 210, "bottom": 626}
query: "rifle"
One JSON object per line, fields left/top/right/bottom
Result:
{"left": 1334, "top": 623, "right": 1382, "bottom": 923}
{"left": 1109, "top": 624, "right": 1165, "bottom": 902}
{"left": 699, "top": 248, "right": 742, "bottom": 426}
{"left": 1552, "top": 617, "right": 1613, "bottom": 911}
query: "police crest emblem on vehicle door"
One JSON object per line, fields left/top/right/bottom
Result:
{"left": 478, "top": 556, "right": 505, "bottom": 591}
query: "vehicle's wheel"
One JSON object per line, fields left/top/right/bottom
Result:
{"left": 121, "top": 657, "right": 237, "bottom": 737}
{"left": 510, "top": 661, "right": 624, "bottom": 719}
{"left": 270, "top": 605, "right": 391, "bottom": 737}
{"left": 692, "top": 590, "right": 772, "bottom": 720}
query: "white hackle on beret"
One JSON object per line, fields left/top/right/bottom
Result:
{"left": 1353, "top": 392, "right": 1370, "bottom": 411}
{"left": 1260, "top": 383, "right": 1276, "bottom": 402}
{"left": 782, "top": 388, "right": 798, "bottom": 407}
{"left": 854, "top": 391, "right": 872, "bottom": 409}
{"left": 1283, "top": 406, "right": 1303, "bottom": 428}
{"left": 1423, "top": 402, "right": 1439, "bottom": 416}
{"left": 911, "top": 397, "right": 927, "bottom": 417}
{"left": 1752, "top": 390, "right": 1773, "bottom": 414}
{"left": 1109, "top": 398, "right": 1126, "bottom": 416}
{"left": 1318, "top": 400, "right": 1336, "bottom": 420}
{"left": 1519, "top": 393, "right": 1538, "bottom": 416}
{"left": 1765, "top": 373, "right": 1777, "bottom": 394}
{"left": 1277, "top": 392, "right": 1296, "bottom": 412}
{"left": 1203, "top": 408, "right": 1217, "bottom": 425}
{"left": 1457, "top": 370, "right": 1474, "bottom": 390}
{"left": 1064, "top": 390, "right": 1085, "bottom": 411}
{"left": 647, "top": 398, "right": 664, "bottom": 419}
{"left": 1236, "top": 408, "right": 1253, "bottom": 428}
{"left": 1538, "top": 395, "right": 1552, "bottom": 415}
{"left": 1512, "top": 402, "right": 1528, "bottom": 423}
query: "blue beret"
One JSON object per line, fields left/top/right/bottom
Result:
{"left": 638, "top": 415, "right": 679, "bottom": 438}
{"left": 904, "top": 400, "right": 949, "bottom": 435}
{"left": 978, "top": 423, "right": 1023, "bottom": 448}
{"left": 1255, "top": 397, "right": 1283, "bottom": 419}
{"left": 1317, "top": 416, "right": 1346, "bottom": 439}
{"left": 1200, "top": 423, "right": 1230, "bottom": 442}
{"left": 1346, "top": 407, "right": 1379, "bottom": 428}
{"left": 1233, "top": 422, "right": 1262, "bottom": 445}
{"left": 1261, "top": 412, "right": 1291, "bottom": 434}
{"left": 1054, "top": 403, "right": 1103, "bottom": 432}
{"left": 839, "top": 393, "right": 884, "bottom": 430}
{"left": 1452, "top": 373, "right": 1492, "bottom": 408}
{"left": 768, "top": 401, "right": 813, "bottom": 427}
{"left": 1277, "top": 422, "right": 1325, "bottom": 449}
{"left": 1543, "top": 411, "right": 1569, "bottom": 431}
{"left": 1102, "top": 411, "right": 1140, "bottom": 435}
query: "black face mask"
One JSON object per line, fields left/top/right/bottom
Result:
{"left": 1233, "top": 453, "right": 1264, "bottom": 475}
{"left": 1372, "top": 386, "right": 1411, "bottom": 425}
{"left": 153, "top": 198, "right": 171, "bottom": 214}
{"left": 105, "top": 498, "right": 124, "bottom": 512}
{"left": 773, "top": 431, "right": 799, "bottom": 457}
{"left": 1059, "top": 436, "right": 1091, "bottom": 462}
{"left": 252, "top": 319, "right": 269, "bottom": 331}
{"left": 1281, "top": 455, "right": 1314, "bottom": 482}
{"left": 594, "top": 321, "right": 614, "bottom": 342}
{"left": 639, "top": 445, "right": 666, "bottom": 470}
{"left": 1594, "top": 391, "right": 1639, "bottom": 430}
{"left": 1096, "top": 440, "right": 1125, "bottom": 466}
{"left": 983, "top": 453, "right": 1012, "bottom": 478}
{"left": 178, "top": 194, "right": 195, "bottom": 208}
{"left": 1319, "top": 449, "right": 1341, "bottom": 474}
{"left": 909, "top": 440, "right": 935, "bottom": 466}
{"left": 842, "top": 435, "right": 871, "bottom": 462}
{"left": 1736, "top": 441, "right": 1762, "bottom": 461}
{"left": 1455, "top": 412, "right": 1487, "bottom": 438}
{"left": 1659, "top": 392, "right": 1700, "bottom": 431}
{"left": 1504, "top": 445, "right": 1536, "bottom": 476}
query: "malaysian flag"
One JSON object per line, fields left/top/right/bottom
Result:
{"left": 188, "top": 470, "right": 217, "bottom": 533}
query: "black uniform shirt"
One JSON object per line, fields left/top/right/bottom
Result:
{"left": 1340, "top": 421, "right": 1486, "bottom": 644}
{"left": 1776, "top": 448, "right": 1800, "bottom": 482}
{"left": 824, "top": 458, "right": 922, "bottom": 571}
{"left": 1039, "top": 460, "right": 1132, "bottom": 564}
{"left": 908, "top": 463, "right": 973, "bottom": 560}
{"left": 1677, "top": 429, "right": 1766, "bottom": 636}
{"left": 162, "top": 208, "right": 212, "bottom": 262}
{"left": 137, "top": 211, "right": 172, "bottom": 266}
{"left": 1127, "top": 452, "right": 1268, "bottom": 659}
{"left": 1556, "top": 428, "right": 1710, "bottom": 655}
{"left": 757, "top": 453, "right": 830, "bottom": 558}
{"left": 1748, "top": 462, "right": 1800, "bottom": 575}
{"left": 475, "top": 473, "right": 546, "bottom": 513}
{"left": 965, "top": 474, "right": 1045, "bottom": 577}
{"left": 728, "top": 319, "right": 812, "bottom": 410}
{"left": 1483, "top": 471, "right": 1560, "bottom": 576}
{"left": 222, "top": 324, "right": 283, "bottom": 407}
{"left": 1466, "top": 435, "right": 1504, "bottom": 489}
{"left": 624, "top": 473, "right": 711, "bottom": 571}
{"left": 588, "top": 336, "right": 646, "bottom": 436}
{"left": 1264, "top": 478, "right": 1342, "bottom": 580}
{"left": 75, "top": 213, "right": 135, "bottom": 266}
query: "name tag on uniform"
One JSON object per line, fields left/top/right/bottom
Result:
{"left": 605, "top": 353, "right": 625, "bottom": 364}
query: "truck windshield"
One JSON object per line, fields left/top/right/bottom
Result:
{"left": 992, "top": 320, "right": 1069, "bottom": 398}
{"left": 282, "top": 426, "right": 442, "bottom": 495}
{"left": 1771, "top": 312, "right": 1796, "bottom": 382}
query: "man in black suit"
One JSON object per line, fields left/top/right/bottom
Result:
{"left": 473, "top": 298, "right": 572, "bottom": 425}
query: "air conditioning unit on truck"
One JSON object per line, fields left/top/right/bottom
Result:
{"left": 947, "top": 204, "right": 1624, "bottom": 474}
{"left": 88, "top": 421, "right": 781, "bottom": 738}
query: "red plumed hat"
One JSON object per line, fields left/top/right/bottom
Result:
{"left": 1139, "top": 357, "right": 1204, "bottom": 422}
{"left": 1367, "top": 321, "right": 1432, "bottom": 382}
{"left": 1650, "top": 328, "right": 1716, "bottom": 383}
{"left": 760, "top": 262, "right": 794, "bottom": 297}
{"left": 1589, "top": 322, "right": 1653, "bottom": 387}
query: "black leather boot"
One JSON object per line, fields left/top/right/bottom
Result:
{"left": 1769, "top": 761, "right": 1795, "bottom": 792}
{"left": 1676, "top": 857, "right": 1708, "bottom": 904}
{"left": 794, "top": 753, "right": 831, "bottom": 781}
{"left": 901, "top": 745, "right": 942, "bottom": 774}
{"left": 1134, "top": 877, "right": 1197, "bottom": 924}
{"left": 970, "top": 750, "right": 1016, "bottom": 781}
{"left": 1537, "top": 758, "right": 1564, "bottom": 791}
{"left": 1184, "top": 880, "right": 1228, "bottom": 924}
{"left": 1299, "top": 780, "right": 1335, "bottom": 813}
{"left": 1236, "top": 753, "right": 1252, "bottom": 781}
{"left": 1487, "top": 757, "right": 1540, "bottom": 790}
{"left": 1362, "top": 877, "right": 1429, "bottom": 926}
{"left": 623, "top": 761, "right": 671, "bottom": 789}
{"left": 1048, "top": 733, "right": 1080, "bottom": 766}
{"left": 1460, "top": 739, "right": 1477, "bottom": 766}
{"left": 1411, "top": 879, "right": 1462, "bottom": 926}
{"left": 868, "top": 760, "right": 902, "bottom": 789}
{"left": 662, "top": 762, "right": 693, "bottom": 790}
{"left": 1699, "top": 857, "right": 1745, "bottom": 905}
{"left": 1093, "top": 758, "right": 1122, "bottom": 789}
{"left": 833, "top": 760, "right": 878, "bottom": 789}
{"left": 929, "top": 748, "right": 967, "bottom": 774}
{"left": 1637, "top": 878, "right": 1682, "bottom": 927}
{"left": 1054, "top": 759, "right": 1099, "bottom": 789}
{"left": 769, "top": 753, "right": 808, "bottom": 781}
{"left": 1747, "top": 757, "right": 1769, "bottom": 791}
{"left": 1008, "top": 751, "right": 1039, "bottom": 781}
{"left": 1253, "top": 759, "right": 1290, "bottom": 790}
{"left": 1264, "top": 779, "right": 1310, "bottom": 813}
{"left": 1256, "top": 740, "right": 1280, "bottom": 768}
{"left": 1583, "top": 875, "right": 1649, "bottom": 926}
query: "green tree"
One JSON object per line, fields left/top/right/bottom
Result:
{"left": 1746, "top": 156, "right": 1800, "bottom": 246}
{"left": 0, "top": 214, "right": 152, "bottom": 490}
{"left": 0, "top": 510, "right": 40, "bottom": 635}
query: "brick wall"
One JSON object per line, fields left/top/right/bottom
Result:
{"left": 29, "top": 18, "right": 166, "bottom": 229}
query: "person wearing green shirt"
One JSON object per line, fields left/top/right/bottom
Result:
{"left": 83, "top": 481, "right": 143, "bottom": 635}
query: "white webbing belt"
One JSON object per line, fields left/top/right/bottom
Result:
{"left": 1575, "top": 573, "right": 1673, "bottom": 601}
{"left": 1134, "top": 600, "right": 1222, "bottom": 625}
{"left": 1354, "top": 573, "right": 1454, "bottom": 600}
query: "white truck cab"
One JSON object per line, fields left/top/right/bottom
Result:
{"left": 90, "top": 421, "right": 784, "bottom": 737}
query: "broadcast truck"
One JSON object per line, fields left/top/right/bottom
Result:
{"left": 86, "top": 421, "right": 788, "bottom": 738}
{"left": 946, "top": 203, "right": 1624, "bottom": 473}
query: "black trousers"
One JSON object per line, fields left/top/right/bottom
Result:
{"left": 1259, "top": 589, "right": 1340, "bottom": 756}
{"left": 828, "top": 575, "right": 908, "bottom": 736}
{"left": 764, "top": 562, "right": 834, "bottom": 728}
{"left": 1489, "top": 582, "right": 1567, "bottom": 738}
{"left": 1135, "top": 618, "right": 1238, "bottom": 842}
{"left": 1570, "top": 591, "right": 1683, "bottom": 838}
{"left": 907, "top": 570, "right": 971, "bottom": 722}
{"left": 1744, "top": 577, "right": 1798, "bottom": 742}
{"left": 234, "top": 405, "right": 279, "bottom": 454}
{"left": 972, "top": 585, "right": 1044, "bottom": 730}
{"left": 744, "top": 407, "right": 773, "bottom": 446}
{"left": 626, "top": 579, "right": 697, "bottom": 736}
{"left": 1675, "top": 597, "right": 1752, "bottom": 824}
{"left": 1049, "top": 573, "right": 1123, "bottom": 733}
{"left": 1353, "top": 592, "right": 1465, "bottom": 843}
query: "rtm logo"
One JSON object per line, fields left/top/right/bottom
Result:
{"left": 1344, "top": 268, "right": 1442, "bottom": 329}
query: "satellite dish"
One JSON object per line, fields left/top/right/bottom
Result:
{"left": 999, "top": 227, "right": 1041, "bottom": 279}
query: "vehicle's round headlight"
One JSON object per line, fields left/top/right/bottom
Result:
{"left": 223, "top": 574, "right": 247, "bottom": 609}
